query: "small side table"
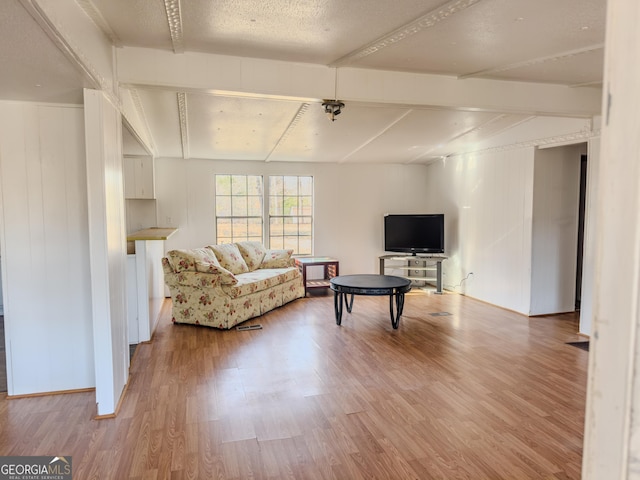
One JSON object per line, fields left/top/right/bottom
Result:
{"left": 294, "top": 257, "right": 339, "bottom": 296}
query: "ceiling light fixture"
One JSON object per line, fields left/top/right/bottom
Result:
{"left": 322, "top": 68, "right": 345, "bottom": 121}
{"left": 322, "top": 100, "right": 345, "bottom": 121}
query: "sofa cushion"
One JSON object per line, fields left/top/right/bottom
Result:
{"left": 260, "top": 249, "right": 294, "bottom": 269}
{"left": 194, "top": 262, "right": 238, "bottom": 285}
{"left": 209, "top": 243, "right": 249, "bottom": 274}
{"left": 222, "top": 267, "right": 300, "bottom": 298}
{"left": 236, "top": 241, "right": 267, "bottom": 271}
{"left": 167, "top": 248, "right": 220, "bottom": 273}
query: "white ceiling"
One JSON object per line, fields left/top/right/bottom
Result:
{"left": 0, "top": 0, "right": 606, "bottom": 163}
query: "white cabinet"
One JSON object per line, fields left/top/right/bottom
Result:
{"left": 124, "top": 156, "right": 155, "bottom": 199}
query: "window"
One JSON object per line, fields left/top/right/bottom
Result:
{"left": 214, "top": 174, "right": 314, "bottom": 254}
{"left": 269, "top": 175, "right": 313, "bottom": 255}
{"left": 215, "top": 174, "right": 263, "bottom": 244}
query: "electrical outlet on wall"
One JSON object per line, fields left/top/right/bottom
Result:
{"left": 166, "top": 216, "right": 172, "bottom": 225}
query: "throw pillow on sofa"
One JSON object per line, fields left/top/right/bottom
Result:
{"left": 260, "top": 249, "right": 294, "bottom": 269}
{"left": 209, "top": 243, "right": 250, "bottom": 274}
{"left": 167, "top": 248, "right": 220, "bottom": 273}
{"left": 236, "top": 241, "right": 267, "bottom": 271}
{"left": 194, "top": 261, "right": 238, "bottom": 285}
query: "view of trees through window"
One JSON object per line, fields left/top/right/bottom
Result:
{"left": 215, "top": 174, "right": 263, "bottom": 244}
{"left": 214, "top": 174, "right": 313, "bottom": 255}
{"left": 269, "top": 176, "right": 313, "bottom": 255}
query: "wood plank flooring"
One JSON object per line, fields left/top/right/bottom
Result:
{"left": 0, "top": 316, "right": 5, "bottom": 392}
{"left": 0, "top": 292, "right": 587, "bottom": 479}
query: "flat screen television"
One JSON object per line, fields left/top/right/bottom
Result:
{"left": 384, "top": 214, "right": 445, "bottom": 255}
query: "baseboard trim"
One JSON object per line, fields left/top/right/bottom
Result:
{"left": 94, "top": 374, "right": 131, "bottom": 420}
{"left": 7, "top": 387, "right": 95, "bottom": 399}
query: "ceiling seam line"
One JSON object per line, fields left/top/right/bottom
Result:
{"left": 458, "top": 43, "right": 605, "bottom": 80}
{"left": 339, "top": 110, "right": 414, "bottom": 164}
{"left": 329, "top": 0, "right": 485, "bottom": 67}
{"left": 265, "top": 103, "right": 310, "bottom": 162}
{"left": 177, "top": 92, "right": 189, "bottom": 159}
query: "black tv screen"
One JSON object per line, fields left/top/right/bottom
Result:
{"left": 384, "top": 214, "right": 444, "bottom": 254}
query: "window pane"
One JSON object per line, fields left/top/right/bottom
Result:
{"left": 282, "top": 196, "right": 297, "bottom": 215}
{"left": 270, "top": 176, "right": 283, "bottom": 195}
{"left": 298, "top": 237, "right": 312, "bottom": 255}
{"left": 299, "top": 176, "right": 312, "bottom": 196}
{"left": 269, "top": 195, "right": 283, "bottom": 215}
{"left": 270, "top": 217, "right": 284, "bottom": 235}
{"left": 300, "top": 196, "right": 312, "bottom": 214}
{"left": 283, "top": 218, "right": 298, "bottom": 235}
{"left": 216, "top": 175, "right": 231, "bottom": 196}
{"left": 270, "top": 236, "right": 283, "bottom": 249}
{"left": 231, "top": 175, "right": 247, "bottom": 195}
{"left": 284, "top": 236, "right": 298, "bottom": 251}
{"left": 299, "top": 220, "right": 312, "bottom": 236}
{"left": 216, "top": 218, "right": 232, "bottom": 242}
{"left": 247, "top": 176, "right": 263, "bottom": 196}
{"left": 232, "top": 196, "right": 248, "bottom": 216}
{"left": 284, "top": 176, "right": 297, "bottom": 196}
{"left": 216, "top": 196, "right": 232, "bottom": 216}
{"left": 247, "top": 196, "right": 262, "bottom": 216}
{"left": 248, "top": 218, "right": 262, "bottom": 237}
{"left": 232, "top": 218, "right": 248, "bottom": 237}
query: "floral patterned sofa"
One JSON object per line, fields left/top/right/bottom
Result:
{"left": 162, "top": 241, "right": 305, "bottom": 329}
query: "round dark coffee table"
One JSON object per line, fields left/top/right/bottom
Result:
{"left": 330, "top": 274, "right": 412, "bottom": 329}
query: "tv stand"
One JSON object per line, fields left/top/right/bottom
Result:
{"left": 379, "top": 254, "right": 447, "bottom": 293}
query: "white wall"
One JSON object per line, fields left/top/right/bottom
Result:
{"left": 424, "top": 149, "right": 535, "bottom": 314}
{"left": 0, "top": 101, "right": 94, "bottom": 395}
{"left": 423, "top": 117, "right": 597, "bottom": 316}
{"left": 84, "top": 90, "right": 128, "bottom": 416}
{"left": 154, "top": 158, "right": 430, "bottom": 275}
{"left": 530, "top": 144, "right": 584, "bottom": 315}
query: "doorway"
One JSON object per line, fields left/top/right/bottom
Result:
{"left": 0, "top": 251, "right": 5, "bottom": 392}
{"left": 575, "top": 154, "right": 588, "bottom": 310}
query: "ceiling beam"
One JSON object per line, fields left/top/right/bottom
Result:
{"left": 75, "top": 0, "right": 122, "bottom": 47}
{"left": 120, "top": 88, "right": 157, "bottom": 157}
{"left": 117, "top": 47, "right": 602, "bottom": 118}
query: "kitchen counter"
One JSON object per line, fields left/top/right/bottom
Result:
{"left": 127, "top": 227, "right": 177, "bottom": 344}
{"left": 127, "top": 227, "right": 177, "bottom": 241}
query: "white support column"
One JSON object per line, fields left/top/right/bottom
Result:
{"left": 582, "top": 1, "right": 640, "bottom": 478}
{"left": 84, "top": 89, "right": 129, "bottom": 416}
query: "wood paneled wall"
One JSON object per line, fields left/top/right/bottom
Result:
{"left": 0, "top": 101, "right": 94, "bottom": 394}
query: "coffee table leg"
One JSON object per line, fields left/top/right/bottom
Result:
{"left": 389, "top": 293, "right": 406, "bottom": 329}
{"left": 397, "top": 292, "right": 405, "bottom": 316}
{"left": 334, "top": 291, "right": 343, "bottom": 325}
{"left": 346, "top": 293, "right": 354, "bottom": 313}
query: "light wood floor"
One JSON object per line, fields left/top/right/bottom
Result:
{"left": 0, "top": 316, "right": 5, "bottom": 392}
{"left": 0, "top": 291, "right": 587, "bottom": 479}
